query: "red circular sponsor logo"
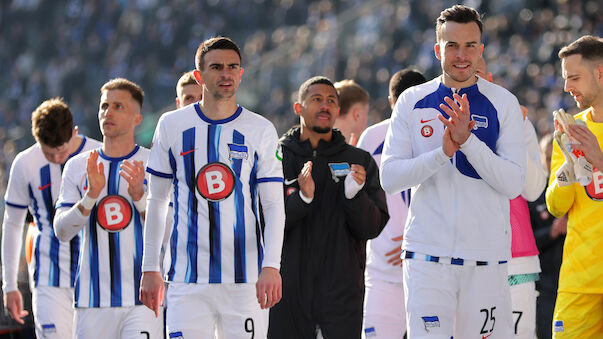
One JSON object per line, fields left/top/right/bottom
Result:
{"left": 96, "top": 195, "right": 132, "bottom": 232}
{"left": 584, "top": 169, "right": 603, "bottom": 201}
{"left": 421, "top": 125, "right": 434, "bottom": 137}
{"left": 196, "top": 162, "right": 235, "bottom": 202}
{"left": 286, "top": 187, "right": 297, "bottom": 196}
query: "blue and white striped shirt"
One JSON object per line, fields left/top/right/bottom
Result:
{"left": 56, "top": 146, "right": 149, "bottom": 308}
{"left": 146, "top": 103, "right": 284, "bottom": 284}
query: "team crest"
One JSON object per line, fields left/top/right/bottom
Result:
{"left": 471, "top": 114, "right": 488, "bottom": 129}
{"left": 328, "top": 163, "right": 351, "bottom": 183}
{"left": 97, "top": 195, "right": 132, "bottom": 232}
{"left": 228, "top": 143, "right": 248, "bottom": 160}
{"left": 422, "top": 316, "right": 440, "bottom": 333}
{"left": 421, "top": 125, "right": 434, "bottom": 138}
{"left": 196, "top": 162, "right": 235, "bottom": 202}
{"left": 553, "top": 320, "right": 564, "bottom": 332}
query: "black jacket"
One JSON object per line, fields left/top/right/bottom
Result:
{"left": 269, "top": 126, "right": 388, "bottom": 339}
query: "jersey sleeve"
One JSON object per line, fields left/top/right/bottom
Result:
{"left": 1, "top": 206, "right": 28, "bottom": 292}
{"left": 4, "top": 153, "right": 30, "bottom": 209}
{"left": 256, "top": 123, "right": 284, "bottom": 183}
{"left": 56, "top": 157, "right": 85, "bottom": 209}
{"left": 545, "top": 140, "right": 575, "bottom": 218}
{"left": 146, "top": 116, "right": 174, "bottom": 179}
{"left": 460, "top": 94, "right": 526, "bottom": 198}
{"left": 380, "top": 93, "right": 450, "bottom": 195}
{"left": 522, "top": 119, "right": 547, "bottom": 202}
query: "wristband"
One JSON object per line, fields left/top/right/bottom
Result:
{"left": 80, "top": 194, "right": 97, "bottom": 210}
{"left": 133, "top": 192, "right": 148, "bottom": 213}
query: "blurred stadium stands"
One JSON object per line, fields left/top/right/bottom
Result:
{"left": 0, "top": 0, "right": 601, "bottom": 294}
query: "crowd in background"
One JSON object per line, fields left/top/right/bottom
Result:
{"left": 0, "top": 0, "right": 601, "bottom": 215}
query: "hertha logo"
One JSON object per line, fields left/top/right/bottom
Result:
{"left": 196, "top": 162, "right": 236, "bottom": 202}
{"left": 97, "top": 195, "right": 133, "bottom": 232}
{"left": 421, "top": 125, "right": 434, "bottom": 137}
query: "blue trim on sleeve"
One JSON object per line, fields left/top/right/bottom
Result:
{"left": 56, "top": 203, "right": 75, "bottom": 209}
{"left": 257, "top": 177, "right": 284, "bottom": 183}
{"left": 5, "top": 201, "right": 28, "bottom": 209}
{"left": 146, "top": 167, "right": 173, "bottom": 179}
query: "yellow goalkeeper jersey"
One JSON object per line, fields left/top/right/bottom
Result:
{"left": 546, "top": 107, "right": 603, "bottom": 294}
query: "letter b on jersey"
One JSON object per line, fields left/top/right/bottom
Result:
{"left": 196, "top": 162, "right": 235, "bottom": 202}
{"left": 96, "top": 195, "right": 133, "bottom": 232}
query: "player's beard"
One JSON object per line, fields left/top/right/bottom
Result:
{"left": 312, "top": 126, "right": 331, "bottom": 134}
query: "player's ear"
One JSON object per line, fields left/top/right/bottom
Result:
{"left": 175, "top": 97, "right": 181, "bottom": 108}
{"left": 434, "top": 43, "right": 441, "bottom": 61}
{"left": 293, "top": 102, "right": 302, "bottom": 116}
{"left": 193, "top": 70, "right": 203, "bottom": 86}
{"left": 240, "top": 67, "right": 244, "bottom": 77}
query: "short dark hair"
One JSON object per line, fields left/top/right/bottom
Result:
{"left": 31, "top": 98, "right": 74, "bottom": 147}
{"left": 436, "top": 5, "right": 483, "bottom": 41}
{"left": 101, "top": 78, "right": 144, "bottom": 107}
{"left": 195, "top": 37, "right": 242, "bottom": 71}
{"left": 558, "top": 35, "right": 603, "bottom": 61}
{"left": 389, "top": 69, "right": 427, "bottom": 102}
{"left": 298, "top": 76, "right": 338, "bottom": 103}
{"left": 334, "top": 79, "right": 369, "bottom": 116}
{"left": 176, "top": 71, "right": 198, "bottom": 94}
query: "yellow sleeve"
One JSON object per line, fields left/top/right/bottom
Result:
{"left": 545, "top": 139, "right": 576, "bottom": 217}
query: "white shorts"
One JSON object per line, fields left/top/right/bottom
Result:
{"left": 74, "top": 305, "right": 163, "bottom": 339}
{"left": 31, "top": 286, "right": 74, "bottom": 339}
{"left": 510, "top": 281, "right": 537, "bottom": 339}
{"left": 166, "top": 283, "right": 268, "bottom": 339}
{"left": 363, "top": 276, "right": 406, "bottom": 339}
{"left": 404, "top": 258, "right": 513, "bottom": 339}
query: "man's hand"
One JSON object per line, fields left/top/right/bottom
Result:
{"left": 298, "top": 161, "right": 315, "bottom": 199}
{"left": 442, "top": 127, "right": 460, "bottom": 157}
{"left": 139, "top": 271, "right": 164, "bottom": 317}
{"left": 568, "top": 124, "right": 603, "bottom": 170}
{"left": 256, "top": 267, "right": 282, "bottom": 309}
{"left": 120, "top": 160, "right": 146, "bottom": 201}
{"left": 4, "top": 291, "right": 28, "bottom": 324}
{"left": 550, "top": 216, "right": 568, "bottom": 239}
{"left": 350, "top": 164, "right": 366, "bottom": 185}
{"left": 86, "top": 150, "right": 105, "bottom": 199}
{"left": 438, "top": 93, "right": 473, "bottom": 145}
{"left": 385, "top": 235, "right": 404, "bottom": 267}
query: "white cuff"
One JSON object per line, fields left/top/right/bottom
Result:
{"left": 133, "top": 192, "right": 148, "bottom": 213}
{"left": 80, "top": 194, "right": 97, "bottom": 210}
{"left": 344, "top": 172, "right": 364, "bottom": 199}
{"left": 299, "top": 190, "right": 313, "bottom": 204}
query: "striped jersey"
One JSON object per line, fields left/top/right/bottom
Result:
{"left": 357, "top": 119, "right": 409, "bottom": 283}
{"left": 146, "top": 103, "right": 283, "bottom": 284}
{"left": 3, "top": 136, "right": 100, "bottom": 289}
{"left": 546, "top": 107, "right": 603, "bottom": 294}
{"left": 56, "top": 146, "right": 149, "bottom": 308}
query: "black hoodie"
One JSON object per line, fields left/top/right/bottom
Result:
{"left": 269, "top": 126, "right": 388, "bottom": 339}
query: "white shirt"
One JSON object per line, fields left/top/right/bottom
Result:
{"left": 381, "top": 77, "right": 526, "bottom": 262}
{"left": 357, "top": 119, "right": 407, "bottom": 283}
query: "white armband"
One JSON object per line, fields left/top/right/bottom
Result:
{"left": 80, "top": 194, "right": 97, "bottom": 210}
{"left": 133, "top": 192, "right": 148, "bottom": 213}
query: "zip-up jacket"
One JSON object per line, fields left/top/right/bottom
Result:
{"left": 269, "top": 126, "right": 388, "bottom": 339}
